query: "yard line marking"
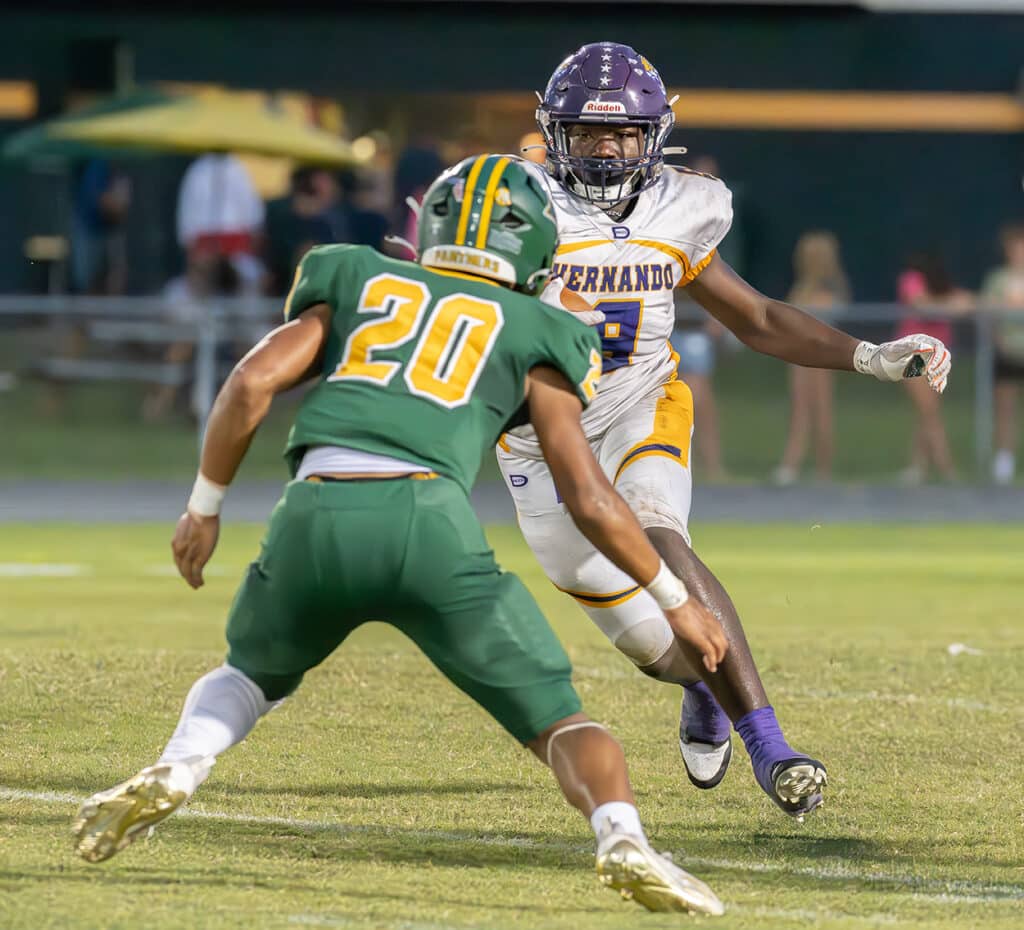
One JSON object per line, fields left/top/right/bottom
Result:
{"left": 685, "top": 855, "right": 1024, "bottom": 901}
{"left": 4, "top": 786, "right": 1022, "bottom": 902}
{"left": 0, "top": 563, "right": 89, "bottom": 577}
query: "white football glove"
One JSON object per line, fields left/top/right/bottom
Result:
{"left": 854, "top": 335, "right": 951, "bottom": 394}
{"left": 539, "top": 276, "right": 606, "bottom": 326}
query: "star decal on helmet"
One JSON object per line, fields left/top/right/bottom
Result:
{"left": 535, "top": 41, "right": 676, "bottom": 206}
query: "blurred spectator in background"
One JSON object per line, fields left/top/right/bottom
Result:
{"left": 350, "top": 131, "right": 395, "bottom": 216}
{"left": 264, "top": 167, "right": 389, "bottom": 296}
{"left": 896, "top": 253, "right": 973, "bottom": 484}
{"left": 264, "top": 167, "right": 333, "bottom": 296}
{"left": 70, "top": 158, "right": 131, "bottom": 295}
{"left": 391, "top": 143, "right": 443, "bottom": 258}
{"left": 338, "top": 169, "right": 389, "bottom": 253}
{"left": 142, "top": 245, "right": 257, "bottom": 422}
{"left": 176, "top": 152, "right": 265, "bottom": 291}
{"left": 772, "top": 231, "right": 850, "bottom": 485}
{"left": 982, "top": 223, "right": 1024, "bottom": 485}
{"left": 672, "top": 294, "right": 726, "bottom": 482}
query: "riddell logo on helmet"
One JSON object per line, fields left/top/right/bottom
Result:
{"left": 581, "top": 101, "right": 627, "bottom": 115}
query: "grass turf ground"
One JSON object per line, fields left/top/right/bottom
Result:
{"left": 1, "top": 523, "right": 1021, "bottom": 929}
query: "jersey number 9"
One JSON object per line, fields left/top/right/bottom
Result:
{"left": 594, "top": 299, "right": 643, "bottom": 372}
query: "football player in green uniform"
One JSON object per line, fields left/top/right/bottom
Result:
{"left": 72, "top": 157, "right": 727, "bottom": 916}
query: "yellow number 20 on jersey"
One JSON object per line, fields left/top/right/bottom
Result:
{"left": 329, "top": 273, "right": 505, "bottom": 409}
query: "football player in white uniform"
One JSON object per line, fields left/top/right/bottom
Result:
{"left": 495, "top": 42, "right": 952, "bottom": 819}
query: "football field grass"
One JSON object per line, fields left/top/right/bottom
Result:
{"left": 1, "top": 523, "right": 1021, "bottom": 929}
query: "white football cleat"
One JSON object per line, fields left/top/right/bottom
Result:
{"left": 679, "top": 731, "right": 732, "bottom": 790}
{"left": 679, "top": 687, "right": 732, "bottom": 789}
{"left": 72, "top": 760, "right": 200, "bottom": 863}
{"left": 596, "top": 832, "right": 725, "bottom": 916}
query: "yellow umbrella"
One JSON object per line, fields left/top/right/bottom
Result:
{"left": 51, "top": 93, "right": 362, "bottom": 167}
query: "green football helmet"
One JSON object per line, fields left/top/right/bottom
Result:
{"left": 418, "top": 155, "right": 558, "bottom": 295}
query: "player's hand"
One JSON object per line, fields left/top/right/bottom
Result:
{"left": 663, "top": 600, "right": 729, "bottom": 673}
{"left": 539, "top": 276, "right": 606, "bottom": 326}
{"left": 171, "top": 511, "right": 220, "bottom": 589}
{"left": 854, "top": 335, "right": 951, "bottom": 393}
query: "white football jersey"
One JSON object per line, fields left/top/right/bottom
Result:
{"left": 505, "top": 163, "right": 733, "bottom": 455}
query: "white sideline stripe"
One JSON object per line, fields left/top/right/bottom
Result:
{"left": 4, "top": 786, "right": 1022, "bottom": 903}
{"left": 0, "top": 562, "right": 89, "bottom": 577}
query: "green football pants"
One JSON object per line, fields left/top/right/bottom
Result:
{"left": 224, "top": 476, "right": 581, "bottom": 743}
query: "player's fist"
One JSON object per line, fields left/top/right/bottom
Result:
{"left": 663, "top": 600, "right": 729, "bottom": 673}
{"left": 171, "top": 511, "right": 220, "bottom": 590}
{"left": 854, "top": 335, "right": 951, "bottom": 394}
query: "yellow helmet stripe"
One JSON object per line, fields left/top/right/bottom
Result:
{"left": 454, "top": 154, "right": 490, "bottom": 246}
{"left": 474, "top": 155, "right": 512, "bottom": 249}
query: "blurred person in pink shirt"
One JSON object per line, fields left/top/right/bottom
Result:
{"left": 896, "top": 254, "right": 973, "bottom": 484}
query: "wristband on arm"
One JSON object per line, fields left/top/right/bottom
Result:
{"left": 187, "top": 473, "right": 226, "bottom": 517}
{"left": 646, "top": 559, "right": 690, "bottom": 609}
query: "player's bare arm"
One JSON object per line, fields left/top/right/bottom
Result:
{"left": 688, "top": 253, "right": 952, "bottom": 391}
{"left": 525, "top": 364, "right": 728, "bottom": 673}
{"left": 171, "top": 304, "right": 331, "bottom": 589}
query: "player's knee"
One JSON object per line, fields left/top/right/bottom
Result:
{"left": 612, "top": 616, "right": 675, "bottom": 668}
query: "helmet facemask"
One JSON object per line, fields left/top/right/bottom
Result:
{"left": 538, "top": 110, "right": 674, "bottom": 208}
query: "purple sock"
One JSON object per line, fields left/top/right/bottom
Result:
{"left": 683, "top": 681, "right": 731, "bottom": 743}
{"left": 735, "top": 706, "right": 796, "bottom": 787}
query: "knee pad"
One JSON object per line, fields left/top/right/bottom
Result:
{"left": 611, "top": 615, "right": 675, "bottom": 668}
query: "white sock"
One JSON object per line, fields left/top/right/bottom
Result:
{"left": 157, "top": 664, "right": 280, "bottom": 787}
{"left": 590, "top": 801, "right": 646, "bottom": 843}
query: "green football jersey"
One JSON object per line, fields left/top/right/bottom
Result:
{"left": 282, "top": 244, "right": 602, "bottom": 493}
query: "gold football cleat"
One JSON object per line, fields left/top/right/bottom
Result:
{"left": 72, "top": 762, "right": 193, "bottom": 863}
{"left": 596, "top": 834, "right": 725, "bottom": 916}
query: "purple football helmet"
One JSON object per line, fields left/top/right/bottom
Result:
{"left": 536, "top": 41, "right": 675, "bottom": 207}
